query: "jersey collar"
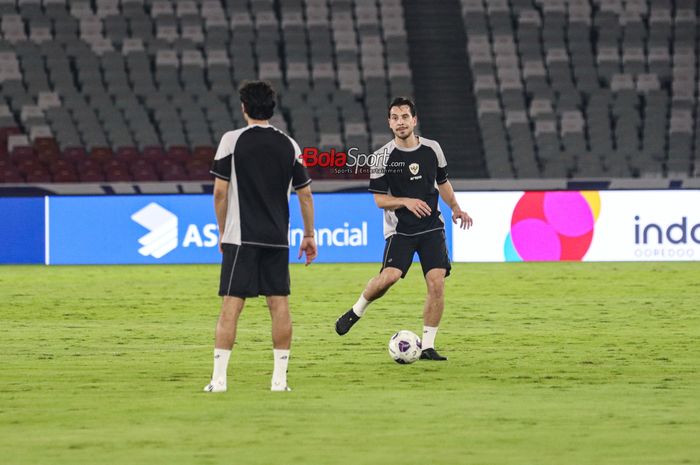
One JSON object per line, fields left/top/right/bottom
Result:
{"left": 393, "top": 136, "right": 422, "bottom": 152}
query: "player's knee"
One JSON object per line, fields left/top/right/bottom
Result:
{"left": 426, "top": 274, "right": 444, "bottom": 297}
{"left": 266, "top": 295, "right": 288, "bottom": 311}
{"left": 381, "top": 269, "right": 402, "bottom": 288}
{"left": 222, "top": 296, "right": 244, "bottom": 316}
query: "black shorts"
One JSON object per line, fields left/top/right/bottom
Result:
{"left": 219, "top": 244, "right": 290, "bottom": 298}
{"left": 381, "top": 229, "right": 451, "bottom": 278}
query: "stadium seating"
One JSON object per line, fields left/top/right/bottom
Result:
{"left": 0, "top": 0, "right": 413, "bottom": 183}
{"left": 462, "top": 0, "right": 699, "bottom": 178}
{"left": 3, "top": 0, "right": 699, "bottom": 182}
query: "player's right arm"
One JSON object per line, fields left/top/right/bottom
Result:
{"left": 369, "top": 164, "right": 431, "bottom": 218}
{"left": 372, "top": 193, "right": 431, "bottom": 218}
{"left": 213, "top": 177, "right": 228, "bottom": 253}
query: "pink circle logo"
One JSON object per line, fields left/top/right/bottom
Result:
{"left": 504, "top": 191, "right": 601, "bottom": 261}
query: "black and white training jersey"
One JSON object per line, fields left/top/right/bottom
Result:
{"left": 210, "top": 124, "right": 311, "bottom": 248}
{"left": 368, "top": 137, "right": 448, "bottom": 239}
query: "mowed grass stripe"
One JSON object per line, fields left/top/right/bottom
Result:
{"left": 1, "top": 263, "right": 698, "bottom": 465}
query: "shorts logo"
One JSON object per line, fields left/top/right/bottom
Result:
{"left": 131, "top": 203, "right": 179, "bottom": 259}
{"left": 409, "top": 163, "right": 420, "bottom": 175}
{"left": 504, "top": 191, "right": 601, "bottom": 261}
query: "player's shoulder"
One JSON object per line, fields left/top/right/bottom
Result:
{"left": 268, "top": 124, "right": 297, "bottom": 143}
{"left": 419, "top": 137, "right": 443, "bottom": 153}
{"left": 419, "top": 137, "right": 446, "bottom": 164}
{"left": 219, "top": 126, "right": 251, "bottom": 146}
{"left": 368, "top": 139, "right": 397, "bottom": 170}
{"left": 373, "top": 139, "right": 397, "bottom": 157}
{"left": 268, "top": 124, "right": 301, "bottom": 153}
{"left": 267, "top": 124, "right": 290, "bottom": 137}
{"left": 215, "top": 127, "right": 252, "bottom": 159}
{"left": 221, "top": 126, "right": 250, "bottom": 139}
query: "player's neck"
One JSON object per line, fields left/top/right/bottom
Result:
{"left": 394, "top": 133, "right": 420, "bottom": 150}
{"left": 246, "top": 118, "right": 269, "bottom": 126}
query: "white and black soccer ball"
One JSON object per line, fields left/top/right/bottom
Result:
{"left": 388, "top": 330, "right": 422, "bottom": 364}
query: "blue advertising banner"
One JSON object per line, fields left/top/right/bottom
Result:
{"left": 47, "top": 193, "right": 455, "bottom": 265}
{"left": 48, "top": 195, "right": 220, "bottom": 265}
{"left": 288, "top": 193, "right": 386, "bottom": 264}
{"left": 0, "top": 197, "right": 45, "bottom": 264}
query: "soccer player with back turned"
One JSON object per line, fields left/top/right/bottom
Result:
{"left": 204, "top": 81, "right": 317, "bottom": 392}
{"left": 335, "top": 97, "right": 473, "bottom": 360}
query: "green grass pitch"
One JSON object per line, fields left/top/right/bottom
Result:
{"left": 1, "top": 262, "right": 699, "bottom": 465}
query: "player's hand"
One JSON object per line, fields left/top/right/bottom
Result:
{"left": 218, "top": 238, "right": 223, "bottom": 253}
{"left": 403, "top": 198, "right": 432, "bottom": 218}
{"left": 298, "top": 237, "right": 318, "bottom": 266}
{"left": 452, "top": 209, "right": 473, "bottom": 229}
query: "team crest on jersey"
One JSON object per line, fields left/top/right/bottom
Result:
{"left": 409, "top": 163, "right": 420, "bottom": 175}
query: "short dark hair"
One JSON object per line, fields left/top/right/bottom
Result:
{"left": 239, "top": 80, "right": 276, "bottom": 120}
{"left": 388, "top": 96, "right": 417, "bottom": 117}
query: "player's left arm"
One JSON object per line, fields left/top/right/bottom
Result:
{"left": 291, "top": 138, "right": 317, "bottom": 265}
{"left": 431, "top": 141, "right": 473, "bottom": 229}
{"left": 211, "top": 132, "right": 236, "bottom": 252}
{"left": 438, "top": 180, "right": 473, "bottom": 230}
{"left": 296, "top": 185, "right": 317, "bottom": 266}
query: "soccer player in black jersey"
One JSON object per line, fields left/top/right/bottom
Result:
{"left": 204, "top": 81, "right": 317, "bottom": 392}
{"left": 335, "top": 97, "right": 473, "bottom": 360}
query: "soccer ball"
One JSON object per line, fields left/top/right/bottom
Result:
{"left": 388, "top": 330, "right": 422, "bottom": 364}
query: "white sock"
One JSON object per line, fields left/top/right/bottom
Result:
{"left": 272, "top": 349, "right": 290, "bottom": 388}
{"left": 422, "top": 326, "right": 438, "bottom": 349}
{"left": 352, "top": 293, "right": 370, "bottom": 317}
{"left": 212, "top": 348, "right": 231, "bottom": 383}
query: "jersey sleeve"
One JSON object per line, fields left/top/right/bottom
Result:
{"left": 292, "top": 156, "right": 312, "bottom": 189}
{"left": 368, "top": 175, "right": 389, "bottom": 194}
{"left": 433, "top": 142, "right": 448, "bottom": 185}
{"left": 211, "top": 156, "right": 232, "bottom": 181}
{"left": 289, "top": 136, "right": 312, "bottom": 189}
{"left": 210, "top": 132, "right": 235, "bottom": 180}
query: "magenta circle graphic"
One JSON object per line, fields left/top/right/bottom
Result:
{"left": 543, "top": 192, "right": 594, "bottom": 237}
{"left": 511, "top": 219, "right": 561, "bottom": 261}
